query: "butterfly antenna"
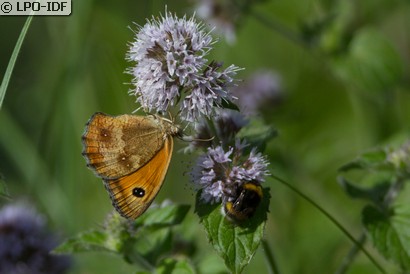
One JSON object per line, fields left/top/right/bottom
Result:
{"left": 180, "top": 135, "right": 215, "bottom": 142}
{"left": 167, "top": 111, "right": 174, "bottom": 122}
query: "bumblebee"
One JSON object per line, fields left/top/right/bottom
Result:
{"left": 223, "top": 181, "right": 263, "bottom": 222}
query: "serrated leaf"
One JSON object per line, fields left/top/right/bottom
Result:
{"left": 237, "top": 118, "right": 277, "bottom": 152}
{"left": 332, "top": 27, "right": 402, "bottom": 92}
{"left": 134, "top": 202, "right": 190, "bottom": 228}
{"left": 195, "top": 188, "right": 270, "bottom": 274}
{"left": 363, "top": 205, "right": 410, "bottom": 270}
{"left": 156, "top": 257, "right": 196, "bottom": 274}
{"left": 338, "top": 176, "right": 390, "bottom": 204}
{"left": 54, "top": 230, "right": 115, "bottom": 254}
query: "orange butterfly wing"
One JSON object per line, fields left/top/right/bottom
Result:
{"left": 82, "top": 112, "right": 167, "bottom": 179}
{"left": 103, "top": 135, "right": 174, "bottom": 219}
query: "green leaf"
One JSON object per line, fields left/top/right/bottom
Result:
{"left": 127, "top": 202, "right": 190, "bottom": 266}
{"left": 54, "top": 230, "right": 116, "bottom": 254}
{"left": 55, "top": 202, "right": 189, "bottom": 265}
{"left": 195, "top": 188, "right": 270, "bottom": 274}
{"left": 130, "top": 227, "right": 173, "bottom": 266}
{"left": 237, "top": 118, "right": 277, "bottom": 152}
{"left": 338, "top": 176, "right": 389, "bottom": 204}
{"left": 55, "top": 213, "right": 133, "bottom": 254}
{"left": 156, "top": 257, "right": 196, "bottom": 274}
{"left": 338, "top": 148, "right": 390, "bottom": 172}
{"left": 133, "top": 202, "right": 190, "bottom": 228}
{"left": 363, "top": 204, "right": 410, "bottom": 270}
{"left": 220, "top": 98, "right": 240, "bottom": 112}
{"left": 332, "top": 27, "right": 402, "bottom": 92}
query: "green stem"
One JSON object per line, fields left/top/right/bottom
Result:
{"left": 262, "top": 240, "right": 280, "bottom": 274}
{"left": 335, "top": 233, "right": 367, "bottom": 274}
{"left": 248, "top": 9, "right": 310, "bottom": 50}
{"left": 233, "top": 0, "right": 304, "bottom": 47}
{"left": 125, "top": 251, "right": 154, "bottom": 272}
{"left": 0, "top": 16, "right": 34, "bottom": 110}
{"left": 270, "top": 174, "right": 386, "bottom": 274}
{"left": 382, "top": 177, "right": 405, "bottom": 208}
{"left": 334, "top": 177, "right": 405, "bottom": 274}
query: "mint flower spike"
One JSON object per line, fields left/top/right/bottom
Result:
{"left": 128, "top": 10, "right": 242, "bottom": 122}
{"left": 191, "top": 140, "right": 270, "bottom": 205}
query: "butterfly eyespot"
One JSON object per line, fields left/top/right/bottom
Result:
{"left": 99, "top": 128, "right": 110, "bottom": 138}
{"left": 132, "top": 187, "right": 145, "bottom": 198}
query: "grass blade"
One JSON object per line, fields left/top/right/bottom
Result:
{"left": 0, "top": 16, "right": 34, "bottom": 109}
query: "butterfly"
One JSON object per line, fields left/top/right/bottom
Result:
{"left": 81, "top": 112, "right": 181, "bottom": 219}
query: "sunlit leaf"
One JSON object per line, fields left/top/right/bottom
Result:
{"left": 195, "top": 188, "right": 270, "bottom": 273}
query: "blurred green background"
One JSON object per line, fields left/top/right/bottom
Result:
{"left": 1, "top": 0, "right": 410, "bottom": 273}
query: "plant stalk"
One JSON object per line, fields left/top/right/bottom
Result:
{"left": 271, "top": 174, "right": 386, "bottom": 274}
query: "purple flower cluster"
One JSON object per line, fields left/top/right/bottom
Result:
{"left": 128, "top": 11, "right": 241, "bottom": 122}
{"left": 195, "top": 0, "right": 268, "bottom": 44}
{"left": 191, "top": 140, "right": 270, "bottom": 204}
{"left": 0, "top": 203, "right": 71, "bottom": 274}
{"left": 187, "top": 109, "right": 248, "bottom": 151}
{"left": 126, "top": 9, "right": 272, "bottom": 220}
{"left": 196, "top": 0, "right": 238, "bottom": 43}
{"left": 232, "top": 70, "right": 282, "bottom": 116}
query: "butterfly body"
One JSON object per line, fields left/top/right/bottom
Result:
{"left": 82, "top": 112, "right": 181, "bottom": 219}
